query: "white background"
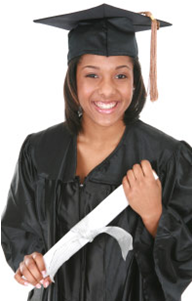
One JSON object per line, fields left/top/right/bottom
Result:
{"left": 0, "top": 0, "right": 192, "bottom": 300}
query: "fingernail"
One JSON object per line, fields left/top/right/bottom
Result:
{"left": 44, "top": 281, "right": 49, "bottom": 288}
{"left": 40, "top": 279, "right": 44, "bottom": 285}
{"left": 24, "top": 282, "right": 29, "bottom": 286}
{"left": 41, "top": 270, "right": 47, "bottom": 278}
{"left": 36, "top": 283, "right": 41, "bottom": 289}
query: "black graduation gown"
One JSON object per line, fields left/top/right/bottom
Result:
{"left": 1, "top": 120, "right": 192, "bottom": 301}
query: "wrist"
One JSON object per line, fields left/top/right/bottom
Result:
{"left": 142, "top": 210, "right": 162, "bottom": 224}
{"left": 142, "top": 209, "right": 162, "bottom": 237}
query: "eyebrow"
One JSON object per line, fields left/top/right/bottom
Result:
{"left": 82, "top": 65, "right": 100, "bottom": 70}
{"left": 82, "top": 65, "right": 131, "bottom": 70}
{"left": 115, "top": 65, "right": 132, "bottom": 70}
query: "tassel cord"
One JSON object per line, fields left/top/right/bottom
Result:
{"left": 139, "top": 12, "right": 160, "bottom": 101}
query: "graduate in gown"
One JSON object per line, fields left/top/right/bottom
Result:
{"left": 1, "top": 4, "right": 192, "bottom": 301}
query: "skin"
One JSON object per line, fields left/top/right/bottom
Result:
{"left": 14, "top": 54, "right": 162, "bottom": 288}
{"left": 76, "top": 54, "right": 134, "bottom": 128}
{"left": 76, "top": 54, "right": 134, "bottom": 182}
{"left": 14, "top": 252, "right": 51, "bottom": 288}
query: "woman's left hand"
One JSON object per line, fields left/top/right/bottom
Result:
{"left": 122, "top": 160, "right": 162, "bottom": 237}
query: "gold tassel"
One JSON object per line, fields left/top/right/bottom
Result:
{"left": 140, "top": 12, "right": 160, "bottom": 101}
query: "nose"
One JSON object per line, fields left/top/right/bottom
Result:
{"left": 98, "top": 77, "right": 116, "bottom": 98}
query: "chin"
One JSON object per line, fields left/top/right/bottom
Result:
{"left": 93, "top": 117, "right": 123, "bottom": 128}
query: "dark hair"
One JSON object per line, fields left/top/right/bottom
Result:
{"left": 64, "top": 56, "right": 147, "bottom": 135}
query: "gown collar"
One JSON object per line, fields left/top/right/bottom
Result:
{"left": 60, "top": 122, "right": 134, "bottom": 185}
{"left": 33, "top": 121, "right": 138, "bottom": 185}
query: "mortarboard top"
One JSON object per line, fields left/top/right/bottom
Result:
{"left": 34, "top": 4, "right": 172, "bottom": 101}
{"left": 34, "top": 4, "right": 171, "bottom": 62}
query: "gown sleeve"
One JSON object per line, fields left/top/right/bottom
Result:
{"left": 1, "top": 135, "right": 45, "bottom": 272}
{"left": 135, "top": 141, "right": 192, "bottom": 301}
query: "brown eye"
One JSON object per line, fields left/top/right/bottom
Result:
{"left": 86, "top": 74, "right": 98, "bottom": 78}
{"left": 115, "top": 74, "right": 127, "bottom": 79}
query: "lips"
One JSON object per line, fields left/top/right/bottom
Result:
{"left": 94, "top": 101, "right": 117, "bottom": 109}
{"left": 92, "top": 101, "right": 119, "bottom": 114}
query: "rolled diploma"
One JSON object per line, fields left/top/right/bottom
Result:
{"left": 31, "top": 171, "right": 158, "bottom": 284}
{"left": 43, "top": 184, "right": 130, "bottom": 282}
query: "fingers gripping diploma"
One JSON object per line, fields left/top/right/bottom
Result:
{"left": 122, "top": 160, "right": 162, "bottom": 237}
{"left": 14, "top": 252, "right": 52, "bottom": 289}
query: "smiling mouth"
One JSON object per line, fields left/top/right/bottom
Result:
{"left": 94, "top": 101, "right": 118, "bottom": 109}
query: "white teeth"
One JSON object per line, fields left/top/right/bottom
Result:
{"left": 94, "top": 102, "right": 117, "bottom": 109}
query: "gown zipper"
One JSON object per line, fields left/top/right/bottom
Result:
{"left": 77, "top": 177, "right": 86, "bottom": 300}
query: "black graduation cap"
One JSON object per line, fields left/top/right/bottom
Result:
{"left": 34, "top": 4, "right": 172, "bottom": 101}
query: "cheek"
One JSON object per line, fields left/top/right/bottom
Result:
{"left": 121, "top": 84, "right": 134, "bottom": 105}
{"left": 77, "top": 79, "right": 95, "bottom": 102}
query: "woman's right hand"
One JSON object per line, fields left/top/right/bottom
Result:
{"left": 14, "top": 252, "right": 52, "bottom": 289}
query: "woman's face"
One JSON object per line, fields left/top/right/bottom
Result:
{"left": 76, "top": 54, "right": 134, "bottom": 129}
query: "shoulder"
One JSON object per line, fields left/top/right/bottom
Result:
{"left": 23, "top": 122, "right": 75, "bottom": 177}
{"left": 27, "top": 122, "right": 73, "bottom": 156}
{"left": 132, "top": 120, "right": 179, "bottom": 146}
{"left": 125, "top": 120, "right": 191, "bottom": 165}
{"left": 129, "top": 119, "right": 187, "bottom": 148}
{"left": 29, "top": 122, "right": 72, "bottom": 146}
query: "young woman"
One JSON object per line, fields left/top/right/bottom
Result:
{"left": 1, "top": 4, "right": 192, "bottom": 301}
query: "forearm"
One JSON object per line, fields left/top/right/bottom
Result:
{"left": 142, "top": 210, "right": 162, "bottom": 238}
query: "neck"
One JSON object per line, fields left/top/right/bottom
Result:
{"left": 78, "top": 118, "right": 126, "bottom": 147}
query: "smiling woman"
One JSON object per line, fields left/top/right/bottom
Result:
{"left": 77, "top": 55, "right": 134, "bottom": 127}
{"left": 73, "top": 55, "right": 136, "bottom": 182}
{"left": 1, "top": 3, "right": 192, "bottom": 301}
{"left": 64, "top": 55, "right": 146, "bottom": 135}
